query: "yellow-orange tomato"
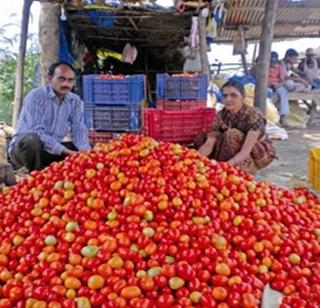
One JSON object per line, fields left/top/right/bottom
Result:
{"left": 64, "top": 276, "right": 81, "bottom": 289}
{"left": 88, "top": 274, "right": 104, "bottom": 289}
{"left": 120, "top": 286, "right": 142, "bottom": 299}
{"left": 228, "top": 275, "right": 242, "bottom": 285}
{"left": 68, "top": 253, "right": 82, "bottom": 265}
{"left": 98, "top": 263, "right": 112, "bottom": 277}
{"left": 212, "top": 286, "right": 228, "bottom": 301}
{"left": 139, "top": 276, "right": 155, "bottom": 291}
{"left": 108, "top": 255, "right": 124, "bottom": 268}
{"left": 215, "top": 263, "right": 231, "bottom": 276}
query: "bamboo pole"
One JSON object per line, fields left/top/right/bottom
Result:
{"left": 12, "top": 0, "right": 33, "bottom": 128}
{"left": 254, "top": 0, "right": 279, "bottom": 115}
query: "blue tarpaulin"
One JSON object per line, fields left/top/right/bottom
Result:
{"left": 59, "top": 20, "right": 76, "bottom": 64}
{"left": 84, "top": 9, "right": 115, "bottom": 29}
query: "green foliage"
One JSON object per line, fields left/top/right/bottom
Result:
{"left": 0, "top": 53, "right": 39, "bottom": 124}
{"left": 0, "top": 23, "right": 39, "bottom": 124}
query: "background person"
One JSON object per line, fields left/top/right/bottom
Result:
{"left": 281, "top": 48, "right": 309, "bottom": 91}
{"left": 9, "top": 62, "right": 91, "bottom": 172}
{"left": 267, "top": 51, "right": 291, "bottom": 127}
{"left": 298, "top": 48, "right": 320, "bottom": 89}
{"left": 195, "top": 79, "right": 275, "bottom": 174}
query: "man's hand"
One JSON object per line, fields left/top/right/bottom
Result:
{"left": 62, "top": 148, "right": 77, "bottom": 156}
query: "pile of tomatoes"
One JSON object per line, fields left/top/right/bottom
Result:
{"left": 1, "top": 134, "right": 320, "bottom": 308}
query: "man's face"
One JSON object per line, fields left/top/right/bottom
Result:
{"left": 288, "top": 56, "right": 298, "bottom": 65}
{"left": 49, "top": 65, "right": 75, "bottom": 99}
{"left": 307, "top": 54, "right": 315, "bottom": 61}
{"left": 270, "top": 60, "right": 278, "bottom": 68}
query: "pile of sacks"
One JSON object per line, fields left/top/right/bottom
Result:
{"left": 0, "top": 123, "right": 16, "bottom": 186}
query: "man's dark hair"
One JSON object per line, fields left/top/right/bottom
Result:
{"left": 222, "top": 79, "right": 246, "bottom": 96}
{"left": 48, "top": 62, "right": 76, "bottom": 77}
{"left": 285, "top": 49, "right": 299, "bottom": 58}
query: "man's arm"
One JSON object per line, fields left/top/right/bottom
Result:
{"left": 69, "top": 98, "right": 91, "bottom": 151}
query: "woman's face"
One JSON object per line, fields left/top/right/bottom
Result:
{"left": 222, "top": 86, "right": 244, "bottom": 113}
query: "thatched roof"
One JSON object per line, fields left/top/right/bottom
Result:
{"left": 65, "top": 4, "right": 192, "bottom": 52}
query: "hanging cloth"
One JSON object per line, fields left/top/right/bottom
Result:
{"left": 188, "top": 16, "right": 200, "bottom": 48}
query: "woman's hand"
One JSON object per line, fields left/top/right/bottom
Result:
{"left": 199, "top": 136, "right": 216, "bottom": 157}
{"left": 228, "top": 130, "right": 260, "bottom": 165}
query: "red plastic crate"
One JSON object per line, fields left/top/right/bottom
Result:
{"left": 156, "top": 99, "right": 207, "bottom": 111}
{"left": 143, "top": 108, "right": 216, "bottom": 143}
{"left": 88, "top": 130, "right": 113, "bottom": 145}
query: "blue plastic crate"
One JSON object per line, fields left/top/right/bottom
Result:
{"left": 84, "top": 104, "right": 142, "bottom": 131}
{"left": 156, "top": 74, "right": 207, "bottom": 100}
{"left": 82, "top": 74, "right": 145, "bottom": 105}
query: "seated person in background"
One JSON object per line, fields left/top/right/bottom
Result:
{"left": 298, "top": 48, "right": 320, "bottom": 89}
{"left": 194, "top": 80, "right": 275, "bottom": 174}
{"left": 9, "top": 62, "right": 91, "bottom": 172}
{"left": 281, "top": 48, "right": 309, "bottom": 91}
{"left": 267, "top": 51, "right": 291, "bottom": 127}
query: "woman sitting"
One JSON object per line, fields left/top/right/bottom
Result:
{"left": 195, "top": 79, "right": 275, "bottom": 174}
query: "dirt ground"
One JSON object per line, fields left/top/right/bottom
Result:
{"left": 259, "top": 122, "right": 320, "bottom": 193}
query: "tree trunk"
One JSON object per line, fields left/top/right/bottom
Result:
{"left": 12, "top": 0, "right": 33, "bottom": 128}
{"left": 39, "top": 2, "right": 60, "bottom": 85}
{"left": 198, "top": 11, "right": 210, "bottom": 80}
{"left": 254, "top": 0, "right": 279, "bottom": 115}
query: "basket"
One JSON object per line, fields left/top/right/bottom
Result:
{"left": 156, "top": 99, "right": 207, "bottom": 111}
{"left": 82, "top": 74, "right": 145, "bottom": 105}
{"left": 143, "top": 108, "right": 216, "bottom": 143}
{"left": 156, "top": 74, "right": 207, "bottom": 100}
{"left": 308, "top": 148, "right": 320, "bottom": 191}
{"left": 84, "top": 104, "right": 142, "bottom": 132}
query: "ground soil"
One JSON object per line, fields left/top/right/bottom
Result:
{"left": 259, "top": 122, "right": 320, "bottom": 194}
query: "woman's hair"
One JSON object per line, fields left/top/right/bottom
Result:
{"left": 222, "top": 79, "right": 246, "bottom": 96}
{"left": 48, "top": 62, "right": 76, "bottom": 77}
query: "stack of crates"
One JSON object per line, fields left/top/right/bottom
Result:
{"left": 308, "top": 147, "right": 320, "bottom": 191}
{"left": 82, "top": 74, "right": 145, "bottom": 145}
{"left": 144, "top": 73, "right": 215, "bottom": 143}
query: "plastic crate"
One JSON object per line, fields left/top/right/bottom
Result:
{"left": 156, "top": 74, "right": 207, "bottom": 100}
{"left": 82, "top": 74, "right": 145, "bottom": 105}
{"left": 156, "top": 99, "right": 207, "bottom": 111}
{"left": 143, "top": 108, "right": 216, "bottom": 143}
{"left": 88, "top": 130, "right": 113, "bottom": 145}
{"left": 84, "top": 104, "right": 142, "bottom": 132}
{"left": 308, "top": 148, "right": 320, "bottom": 191}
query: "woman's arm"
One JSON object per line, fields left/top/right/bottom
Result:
{"left": 198, "top": 133, "right": 217, "bottom": 157}
{"left": 228, "top": 130, "right": 260, "bottom": 165}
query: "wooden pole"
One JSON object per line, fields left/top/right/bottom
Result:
{"left": 39, "top": 2, "right": 60, "bottom": 85}
{"left": 254, "top": 0, "right": 279, "bottom": 114}
{"left": 240, "top": 52, "right": 249, "bottom": 75}
{"left": 252, "top": 43, "right": 258, "bottom": 64}
{"left": 198, "top": 11, "right": 210, "bottom": 80}
{"left": 12, "top": 0, "right": 33, "bottom": 128}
